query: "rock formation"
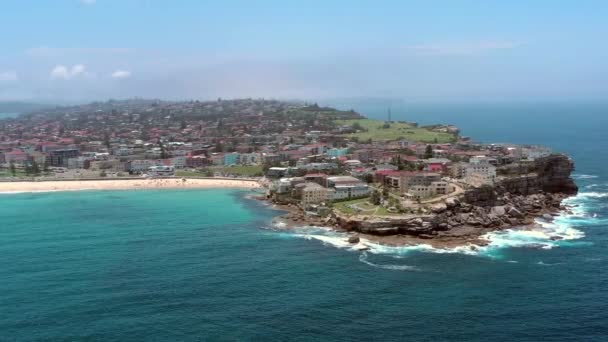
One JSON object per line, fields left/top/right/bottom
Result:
{"left": 332, "top": 154, "right": 578, "bottom": 238}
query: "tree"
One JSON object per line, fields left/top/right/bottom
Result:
{"left": 103, "top": 132, "right": 111, "bottom": 149}
{"left": 9, "top": 162, "right": 16, "bottom": 176}
{"left": 159, "top": 141, "right": 168, "bottom": 159}
{"left": 100, "top": 170, "right": 107, "bottom": 177}
{"left": 351, "top": 122, "right": 363, "bottom": 131}
{"left": 370, "top": 190, "right": 381, "bottom": 205}
{"left": 424, "top": 145, "right": 434, "bottom": 159}
{"left": 32, "top": 160, "right": 40, "bottom": 175}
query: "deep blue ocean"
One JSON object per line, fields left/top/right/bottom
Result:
{"left": 1, "top": 102, "right": 607, "bottom": 341}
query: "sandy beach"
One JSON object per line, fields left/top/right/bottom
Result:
{"left": 0, "top": 178, "right": 261, "bottom": 193}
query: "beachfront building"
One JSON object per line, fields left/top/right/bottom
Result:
{"left": 48, "top": 149, "right": 80, "bottom": 167}
{"left": 326, "top": 176, "right": 370, "bottom": 201}
{"left": 299, "top": 182, "right": 329, "bottom": 205}
{"left": 90, "top": 159, "right": 125, "bottom": 172}
{"left": 67, "top": 157, "right": 92, "bottom": 169}
{"left": 223, "top": 152, "right": 239, "bottom": 166}
{"left": 148, "top": 165, "right": 175, "bottom": 177}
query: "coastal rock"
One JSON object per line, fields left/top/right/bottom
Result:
{"left": 491, "top": 206, "right": 506, "bottom": 217}
{"left": 542, "top": 214, "right": 554, "bottom": 222}
{"left": 348, "top": 235, "right": 360, "bottom": 244}
{"left": 508, "top": 207, "right": 525, "bottom": 219}
{"left": 431, "top": 203, "right": 447, "bottom": 213}
{"left": 445, "top": 197, "right": 460, "bottom": 209}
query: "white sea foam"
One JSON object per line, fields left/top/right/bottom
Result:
{"left": 572, "top": 174, "right": 599, "bottom": 179}
{"left": 272, "top": 191, "right": 595, "bottom": 261}
{"left": 358, "top": 252, "right": 417, "bottom": 271}
{"left": 576, "top": 192, "right": 608, "bottom": 199}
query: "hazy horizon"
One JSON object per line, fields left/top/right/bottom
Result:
{"left": 1, "top": 0, "right": 607, "bottom": 102}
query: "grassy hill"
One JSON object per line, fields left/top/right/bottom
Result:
{"left": 335, "top": 119, "right": 456, "bottom": 143}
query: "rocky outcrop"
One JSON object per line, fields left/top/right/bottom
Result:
{"left": 332, "top": 154, "right": 577, "bottom": 238}
{"left": 464, "top": 154, "right": 577, "bottom": 207}
{"left": 334, "top": 214, "right": 436, "bottom": 236}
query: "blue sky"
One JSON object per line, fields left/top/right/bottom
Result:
{"left": 1, "top": 0, "right": 607, "bottom": 102}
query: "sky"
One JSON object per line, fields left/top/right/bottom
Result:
{"left": 0, "top": 0, "right": 607, "bottom": 103}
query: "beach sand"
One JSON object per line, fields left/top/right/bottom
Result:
{"left": 0, "top": 178, "right": 261, "bottom": 193}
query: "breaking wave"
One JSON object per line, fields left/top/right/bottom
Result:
{"left": 266, "top": 190, "right": 599, "bottom": 267}
{"left": 572, "top": 174, "right": 599, "bottom": 180}
{"left": 576, "top": 192, "right": 608, "bottom": 199}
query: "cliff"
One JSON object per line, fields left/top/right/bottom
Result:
{"left": 464, "top": 154, "right": 577, "bottom": 206}
{"left": 332, "top": 154, "right": 578, "bottom": 238}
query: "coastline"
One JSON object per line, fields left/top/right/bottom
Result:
{"left": 0, "top": 177, "right": 261, "bottom": 193}
{"left": 266, "top": 196, "right": 577, "bottom": 250}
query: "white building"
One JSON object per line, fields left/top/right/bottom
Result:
{"left": 464, "top": 163, "right": 496, "bottom": 185}
{"left": 148, "top": 165, "right": 175, "bottom": 177}
{"left": 408, "top": 181, "right": 451, "bottom": 199}
{"left": 301, "top": 183, "right": 328, "bottom": 205}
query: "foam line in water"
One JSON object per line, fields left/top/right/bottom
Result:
{"left": 576, "top": 192, "right": 608, "bottom": 199}
{"left": 572, "top": 174, "right": 599, "bottom": 179}
{"left": 359, "top": 252, "right": 417, "bottom": 271}
{"left": 269, "top": 197, "right": 592, "bottom": 259}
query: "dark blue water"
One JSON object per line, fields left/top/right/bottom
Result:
{"left": 1, "top": 102, "right": 607, "bottom": 341}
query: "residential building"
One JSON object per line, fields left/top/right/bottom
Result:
{"left": 48, "top": 149, "right": 80, "bottom": 167}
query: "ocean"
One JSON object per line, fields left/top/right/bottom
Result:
{"left": 1, "top": 102, "right": 607, "bottom": 341}
{"left": 0, "top": 112, "right": 18, "bottom": 119}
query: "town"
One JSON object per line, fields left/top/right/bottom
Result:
{"left": 0, "top": 99, "right": 557, "bottom": 212}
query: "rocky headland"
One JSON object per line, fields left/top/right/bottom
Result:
{"left": 273, "top": 154, "right": 578, "bottom": 248}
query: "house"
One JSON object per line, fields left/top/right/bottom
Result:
{"left": 4, "top": 150, "right": 29, "bottom": 164}
{"left": 327, "top": 148, "right": 349, "bottom": 157}
{"left": 424, "top": 158, "right": 452, "bottom": 173}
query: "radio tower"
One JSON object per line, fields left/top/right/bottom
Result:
{"left": 387, "top": 106, "right": 392, "bottom": 122}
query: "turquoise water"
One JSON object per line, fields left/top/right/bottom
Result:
{"left": 1, "top": 102, "right": 608, "bottom": 340}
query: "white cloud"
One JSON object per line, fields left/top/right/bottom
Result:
{"left": 50, "top": 64, "right": 87, "bottom": 80}
{"left": 403, "top": 41, "right": 521, "bottom": 56}
{"left": 110, "top": 70, "right": 131, "bottom": 79}
{"left": 80, "top": 0, "right": 96, "bottom": 5}
{"left": 0, "top": 71, "right": 18, "bottom": 82}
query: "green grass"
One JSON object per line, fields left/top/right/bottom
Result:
{"left": 335, "top": 119, "right": 456, "bottom": 143}
{"left": 175, "top": 170, "right": 207, "bottom": 177}
{"left": 213, "top": 165, "right": 264, "bottom": 177}
{"left": 333, "top": 197, "right": 400, "bottom": 216}
{"left": 176, "top": 166, "right": 263, "bottom": 178}
{"left": 334, "top": 198, "right": 371, "bottom": 215}
{"left": 0, "top": 170, "right": 28, "bottom": 177}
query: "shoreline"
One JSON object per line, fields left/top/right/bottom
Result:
{"left": 0, "top": 177, "right": 261, "bottom": 193}
{"left": 266, "top": 198, "right": 575, "bottom": 250}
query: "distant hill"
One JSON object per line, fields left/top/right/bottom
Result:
{"left": 0, "top": 102, "right": 52, "bottom": 114}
